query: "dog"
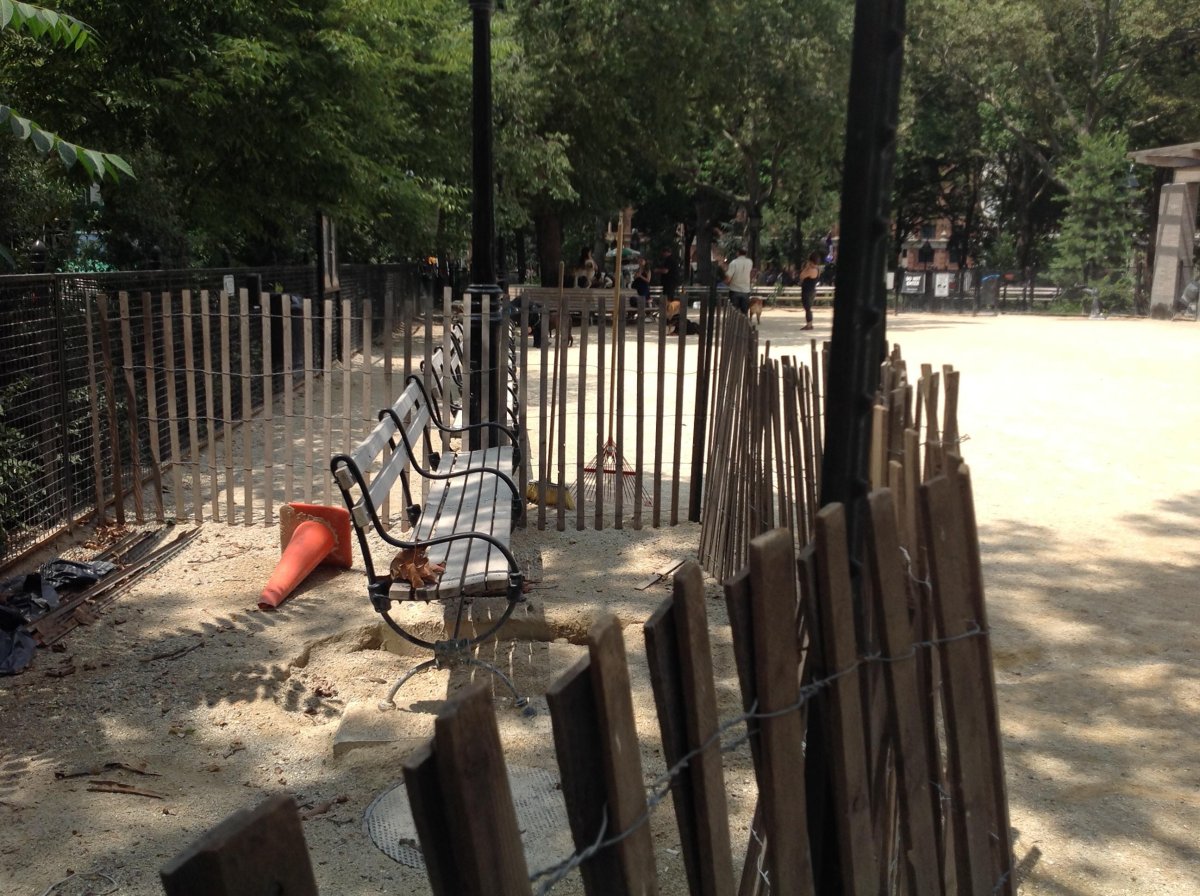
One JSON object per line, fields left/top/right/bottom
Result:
{"left": 747, "top": 296, "right": 763, "bottom": 328}
{"left": 663, "top": 299, "right": 701, "bottom": 336}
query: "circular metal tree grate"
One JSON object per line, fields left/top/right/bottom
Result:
{"left": 363, "top": 764, "right": 572, "bottom": 871}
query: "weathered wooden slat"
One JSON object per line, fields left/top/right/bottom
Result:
{"left": 95, "top": 296, "right": 126, "bottom": 525}
{"left": 644, "top": 561, "right": 735, "bottom": 896}
{"left": 160, "top": 794, "right": 317, "bottom": 896}
{"left": 653, "top": 303, "right": 667, "bottom": 528}
{"left": 942, "top": 367, "right": 960, "bottom": 457}
{"left": 147, "top": 291, "right": 170, "bottom": 522}
{"left": 555, "top": 288, "right": 568, "bottom": 532}
{"left": 550, "top": 615, "right": 658, "bottom": 894}
{"left": 238, "top": 290, "right": 254, "bottom": 524}
{"left": 162, "top": 292, "right": 186, "bottom": 520}
{"left": 870, "top": 403, "right": 887, "bottom": 490}
{"left": 255, "top": 294, "right": 273, "bottom": 525}
{"left": 537, "top": 301, "right": 550, "bottom": 529}
{"left": 341, "top": 297, "right": 352, "bottom": 455}
{"left": 117, "top": 292, "right": 146, "bottom": 522}
{"left": 747, "top": 528, "right": 815, "bottom": 894}
{"left": 432, "top": 683, "right": 530, "bottom": 895}
{"left": 634, "top": 305, "right": 645, "bottom": 530}
{"left": 83, "top": 299, "right": 107, "bottom": 524}
{"left": 810, "top": 338, "right": 823, "bottom": 486}
{"left": 594, "top": 293, "right": 606, "bottom": 531}
{"left": 813, "top": 504, "right": 879, "bottom": 896}
{"left": 920, "top": 473, "right": 1005, "bottom": 896}
{"left": 309, "top": 299, "right": 324, "bottom": 503}
{"left": 219, "top": 291, "right": 235, "bottom": 522}
{"left": 866, "top": 489, "right": 945, "bottom": 896}
{"left": 402, "top": 742, "right": 466, "bottom": 896}
{"left": 951, "top": 464, "right": 1014, "bottom": 896}
{"left": 200, "top": 291, "right": 220, "bottom": 520}
{"left": 548, "top": 656, "right": 624, "bottom": 894}
{"left": 361, "top": 299, "right": 373, "bottom": 455}
{"left": 615, "top": 301, "right": 626, "bottom": 528}
{"left": 183, "top": 291, "right": 203, "bottom": 523}
{"left": 576, "top": 303, "right": 589, "bottom": 530}
{"left": 924, "top": 370, "right": 941, "bottom": 480}
{"left": 671, "top": 300, "right": 687, "bottom": 525}
{"left": 281, "top": 295, "right": 295, "bottom": 508}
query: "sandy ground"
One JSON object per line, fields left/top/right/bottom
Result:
{"left": 2, "top": 306, "right": 1199, "bottom": 895}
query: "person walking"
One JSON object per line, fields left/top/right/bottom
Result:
{"left": 799, "top": 250, "right": 821, "bottom": 330}
{"left": 725, "top": 246, "right": 754, "bottom": 314}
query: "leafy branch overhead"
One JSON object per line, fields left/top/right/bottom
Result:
{"left": 1, "top": 0, "right": 91, "bottom": 47}
{"left": 0, "top": 0, "right": 132, "bottom": 180}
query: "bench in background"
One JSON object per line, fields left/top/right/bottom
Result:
{"left": 330, "top": 376, "right": 527, "bottom": 708}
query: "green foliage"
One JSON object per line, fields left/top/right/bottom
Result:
{"left": 980, "top": 231, "right": 1019, "bottom": 270}
{"left": 2, "top": 0, "right": 1197, "bottom": 277}
{"left": 0, "top": 377, "right": 40, "bottom": 540}
{"left": 0, "top": 0, "right": 91, "bottom": 48}
{"left": 0, "top": 1, "right": 132, "bottom": 181}
{"left": 1049, "top": 131, "right": 1134, "bottom": 286}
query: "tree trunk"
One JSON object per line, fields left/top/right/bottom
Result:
{"left": 793, "top": 201, "right": 807, "bottom": 268}
{"left": 693, "top": 193, "right": 723, "bottom": 285}
{"left": 533, "top": 210, "right": 563, "bottom": 288}
{"left": 1018, "top": 159, "right": 1035, "bottom": 273}
{"left": 515, "top": 229, "right": 527, "bottom": 284}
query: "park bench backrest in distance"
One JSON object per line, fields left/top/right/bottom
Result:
{"left": 332, "top": 382, "right": 430, "bottom": 580}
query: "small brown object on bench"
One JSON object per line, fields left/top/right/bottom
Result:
{"left": 389, "top": 547, "right": 446, "bottom": 589}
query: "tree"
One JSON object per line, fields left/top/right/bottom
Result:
{"left": 3, "top": 0, "right": 475, "bottom": 266}
{"left": 0, "top": 0, "right": 130, "bottom": 180}
{"left": 909, "top": 0, "right": 1200, "bottom": 270}
{"left": 1050, "top": 130, "right": 1134, "bottom": 293}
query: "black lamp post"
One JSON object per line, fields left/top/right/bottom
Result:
{"left": 466, "top": 0, "right": 503, "bottom": 450}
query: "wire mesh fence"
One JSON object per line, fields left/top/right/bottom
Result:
{"left": 0, "top": 262, "right": 713, "bottom": 570}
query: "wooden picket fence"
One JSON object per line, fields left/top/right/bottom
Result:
{"left": 78, "top": 284, "right": 713, "bottom": 536}
{"left": 164, "top": 460, "right": 1012, "bottom": 896}
{"left": 698, "top": 306, "right": 962, "bottom": 586}
{"left": 400, "top": 464, "right": 1011, "bottom": 895}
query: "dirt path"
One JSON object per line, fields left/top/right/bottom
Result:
{"left": 2, "top": 308, "right": 1198, "bottom": 895}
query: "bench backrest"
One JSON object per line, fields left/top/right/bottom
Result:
{"left": 332, "top": 381, "right": 431, "bottom": 543}
{"left": 510, "top": 285, "right": 638, "bottom": 312}
{"left": 422, "top": 345, "right": 463, "bottom": 420}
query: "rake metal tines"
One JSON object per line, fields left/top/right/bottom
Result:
{"left": 578, "top": 438, "right": 653, "bottom": 509}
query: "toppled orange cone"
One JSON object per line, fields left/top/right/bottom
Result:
{"left": 260, "top": 503, "right": 353, "bottom": 610}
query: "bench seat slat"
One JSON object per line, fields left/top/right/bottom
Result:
{"left": 424, "top": 446, "right": 514, "bottom": 596}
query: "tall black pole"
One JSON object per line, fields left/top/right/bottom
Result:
{"left": 466, "top": 0, "right": 502, "bottom": 450}
{"left": 821, "top": 0, "right": 908, "bottom": 587}
{"left": 811, "top": 7, "right": 908, "bottom": 890}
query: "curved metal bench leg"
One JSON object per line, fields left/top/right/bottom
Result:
{"left": 458, "top": 656, "right": 531, "bottom": 712}
{"left": 378, "top": 658, "right": 440, "bottom": 711}
{"left": 377, "top": 650, "right": 532, "bottom": 715}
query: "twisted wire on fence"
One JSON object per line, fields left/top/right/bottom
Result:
{"left": 528, "top": 623, "right": 1010, "bottom": 895}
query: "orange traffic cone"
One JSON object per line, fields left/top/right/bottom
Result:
{"left": 260, "top": 503, "right": 353, "bottom": 610}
